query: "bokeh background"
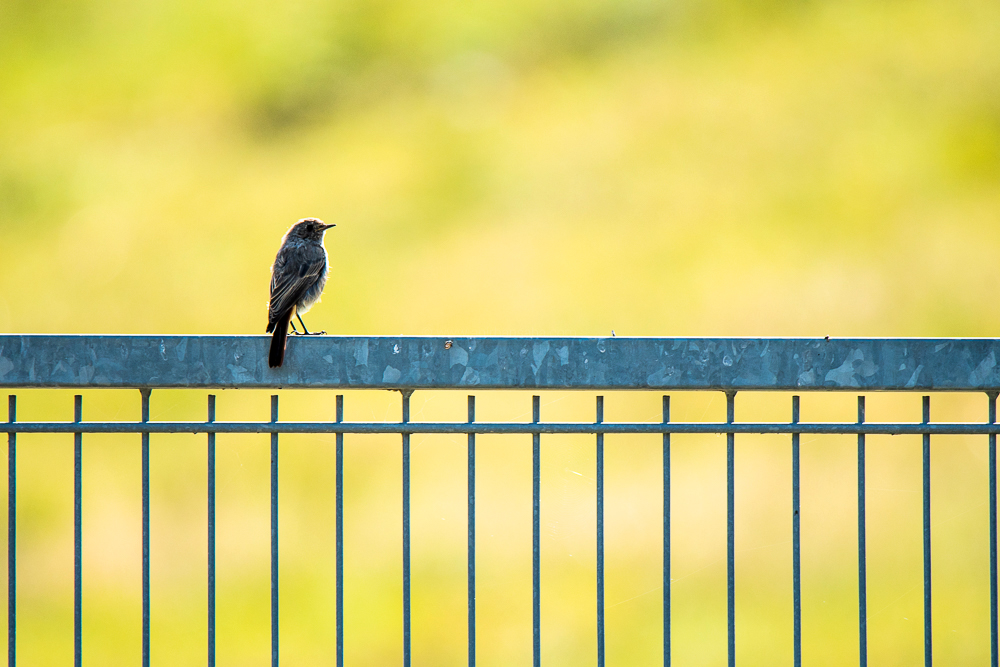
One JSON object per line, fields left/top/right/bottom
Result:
{"left": 2, "top": 0, "right": 1000, "bottom": 664}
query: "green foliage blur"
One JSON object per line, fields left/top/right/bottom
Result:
{"left": 1, "top": 0, "right": 1000, "bottom": 664}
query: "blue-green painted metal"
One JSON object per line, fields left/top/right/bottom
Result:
{"left": 3, "top": 421, "right": 1000, "bottom": 436}
{"left": 792, "top": 396, "right": 801, "bottom": 667}
{"left": 7, "top": 396, "right": 14, "bottom": 667}
{"left": 141, "top": 389, "right": 150, "bottom": 667}
{"left": 858, "top": 397, "right": 869, "bottom": 667}
{"left": 270, "top": 395, "right": 279, "bottom": 667}
{"left": 74, "top": 396, "right": 82, "bottom": 667}
{"left": 662, "top": 396, "right": 671, "bottom": 667}
{"left": 2, "top": 335, "right": 1000, "bottom": 391}
{"left": 6, "top": 335, "right": 1000, "bottom": 667}
{"left": 207, "top": 395, "right": 216, "bottom": 667}
{"left": 467, "top": 396, "right": 476, "bottom": 667}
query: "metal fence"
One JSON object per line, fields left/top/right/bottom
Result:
{"left": 2, "top": 334, "right": 1000, "bottom": 666}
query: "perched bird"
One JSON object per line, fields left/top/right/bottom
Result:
{"left": 266, "top": 217, "right": 335, "bottom": 368}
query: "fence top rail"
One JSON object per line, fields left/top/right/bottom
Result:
{"left": 0, "top": 335, "right": 998, "bottom": 392}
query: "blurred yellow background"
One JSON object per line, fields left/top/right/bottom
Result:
{"left": 1, "top": 0, "right": 999, "bottom": 664}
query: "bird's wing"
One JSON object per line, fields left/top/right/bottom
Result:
{"left": 268, "top": 243, "right": 327, "bottom": 324}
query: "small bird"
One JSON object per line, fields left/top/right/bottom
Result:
{"left": 266, "top": 217, "right": 335, "bottom": 368}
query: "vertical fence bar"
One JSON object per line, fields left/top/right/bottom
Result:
{"left": 74, "top": 396, "right": 82, "bottom": 667}
{"left": 402, "top": 391, "right": 411, "bottom": 667}
{"left": 271, "top": 394, "right": 279, "bottom": 667}
{"left": 533, "top": 395, "right": 541, "bottom": 667}
{"left": 923, "top": 395, "right": 932, "bottom": 667}
{"left": 596, "top": 396, "right": 605, "bottom": 667}
{"left": 207, "top": 395, "right": 216, "bottom": 667}
{"left": 858, "top": 397, "right": 868, "bottom": 667}
{"left": 663, "top": 395, "right": 671, "bottom": 667}
{"left": 468, "top": 395, "right": 476, "bottom": 667}
{"left": 336, "top": 395, "right": 344, "bottom": 667}
{"left": 140, "top": 388, "right": 151, "bottom": 667}
{"left": 990, "top": 391, "right": 998, "bottom": 667}
{"left": 7, "top": 395, "right": 14, "bottom": 667}
{"left": 726, "top": 391, "right": 736, "bottom": 667}
{"left": 791, "top": 396, "right": 801, "bottom": 667}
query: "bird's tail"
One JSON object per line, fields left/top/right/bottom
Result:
{"left": 268, "top": 309, "right": 293, "bottom": 368}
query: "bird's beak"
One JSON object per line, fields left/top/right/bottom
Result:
{"left": 323, "top": 223, "right": 336, "bottom": 230}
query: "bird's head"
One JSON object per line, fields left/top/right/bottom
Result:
{"left": 289, "top": 217, "right": 335, "bottom": 241}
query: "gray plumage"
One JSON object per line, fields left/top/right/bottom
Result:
{"left": 266, "top": 217, "right": 335, "bottom": 368}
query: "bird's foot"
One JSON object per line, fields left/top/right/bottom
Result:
{"left": 298, "top": 330, "right": 326, "bottom": 336}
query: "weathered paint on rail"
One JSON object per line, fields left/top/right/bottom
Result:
{"left": 0, "top": 335, "right": 998, "bottom": 391}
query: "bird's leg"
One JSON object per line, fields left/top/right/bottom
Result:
{"left": 289, "top": 319, "right": 301, "bottom": 335}
{"left": 296, "top": 313, "right": 326, "bottom": 335}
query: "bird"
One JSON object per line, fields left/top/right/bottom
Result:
{"left": 266, "top": 217, "right": 335, "bottom": 368}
